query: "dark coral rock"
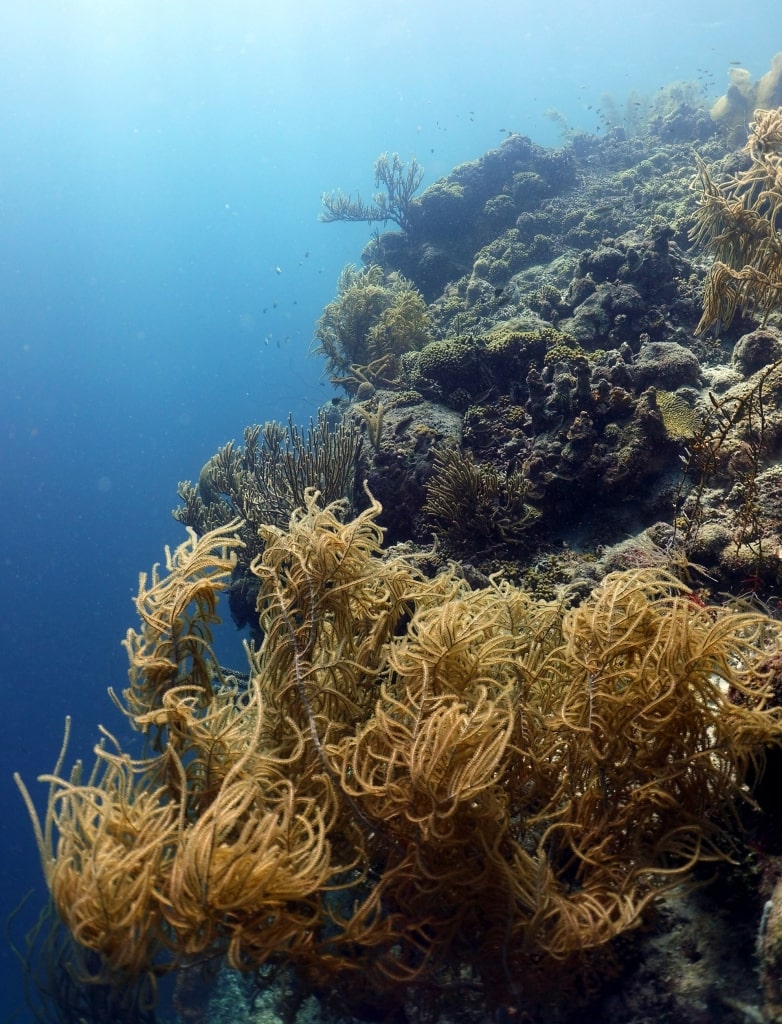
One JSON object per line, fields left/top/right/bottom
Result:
{"left": 529, "top": 283, "right": 565, "bottom": 321}
{"left": 564, "top": 276, "right": 597, "bottom": 308}
{"left": 483, "top": 193, "right": 517, "bottom": 229}
{"left": 652, "top": 102, "right": 714, "bottom": 143}
{"left": 579, "top": 245, "right": 626, "bottom": 282}
{"left": 732, "top": 326, "right": 782, "bottom": 376}
{"left": 529, "top": 144, "right": 577, "bottom": 189}
{"left": 364, "top": 230, "right": 468, "bottom": 303}
{"left": 363, "top": 395, "right": 462, "bottom": 544}
{"left": 409, "top": 181, "right": 471, "bottom": 244}
{"left": 628, "top": 340, "right": 702, "bottom": 392}
{"left": 598, "top": 351, "right": 634, "bottom": 390}
{"left": 564, "top": 288, "right": 612, "bottom": 345}
{"left": 482, "top": 324, "right": 560, "bottom": 388}
{"left": 606, "top": 282, "right": 646, "bottom": 317}
{"left": 564, "top": 262, "right": 653, "bottom": 348}
{"left": 566, "top": 229, "right": 690, "bottom": 339}
{"left": 511, "top": 171, "right": 550, "bottom": 211}
{"left": 529, "top": 233, "right": 555, "bottom": 260}
{"left": 462, "top": 397, "right": 528, "bottom": 460}
{"left": 600, "top": 388, "right": 672, "bottom": 489}
{"left": 647, "top": 217, "right": 675, "bottom": 251}
{"left": 514, "top": 211, "right": 540, "bottom": 241}
{"left": 414, "top": 243, "right": 462, "bottom": 302}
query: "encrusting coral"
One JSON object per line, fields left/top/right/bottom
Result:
{"left": 15, "top": 492, "right": 782, "bottom": 1013}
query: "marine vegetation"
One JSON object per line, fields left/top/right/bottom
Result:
{"left": 691, "top": 106, "right": 782, "bottom": 334}
{"left": 320, "top": 152, "right": 424, "bottom": 234}
{"left": 654, "top": 388, "right": 699, "bottom": 442}
{"left": 15, "top": 491, "right": 782, "bottom": 1016}
{"left": 314, "top": 264, "right": 432, "bottom": 391}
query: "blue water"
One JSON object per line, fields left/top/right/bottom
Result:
{"left": 0, "top": 1, "right": 777, "bottom": 1018}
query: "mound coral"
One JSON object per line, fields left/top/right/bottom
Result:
{"left": 16, "top": 493, "right": 782, "bottom": 1012}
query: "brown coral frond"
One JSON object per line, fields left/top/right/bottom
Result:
{"left": 121, "top": 522, "right": 243, "bottom": 731}
{"left": 33, "top": 746, "right": 177, "bottom": 980}
{"left": 692, "top": 109, "right": 782, "bottom": 332}
{"left": 173, "top": 410, "right": 364, "bottom": 566}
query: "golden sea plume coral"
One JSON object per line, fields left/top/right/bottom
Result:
{"left": 691, "top": 107, "right": 782, "bottom": 334}
{"left": 121, "top": 521, "right": 242, "bottom": 732}
{"left": 27, "top": 728, "right": 177, "bottom": 981}
{"left": 15, "top": 492, "right": 782, "bottom": 1012}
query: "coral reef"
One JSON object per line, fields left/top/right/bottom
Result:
{"left": 22, "top": 71, "right": 782, "bottom": 1024}
{"left": 316, "top": 98, "right": 782, "bottom": 607}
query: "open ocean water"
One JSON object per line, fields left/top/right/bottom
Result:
{"left": 1, "top": 1, "right": 779, "bottom": 1020}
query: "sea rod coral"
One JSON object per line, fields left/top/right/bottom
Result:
{"left": 15, "top": 491, "right": 782, "bottom": 1012}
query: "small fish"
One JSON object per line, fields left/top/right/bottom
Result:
{"left": 729, "top": 60, "right": 743, "bottom": 65}
{"left": 474, "top": 387, "right": 495, "bottom": 403}
{"left": 275, "top": 265, "right": 282, "bottom": 275}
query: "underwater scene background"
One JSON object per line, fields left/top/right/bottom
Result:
{"left": 4, "top": 1, "right": 782, "bottom": 1022}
